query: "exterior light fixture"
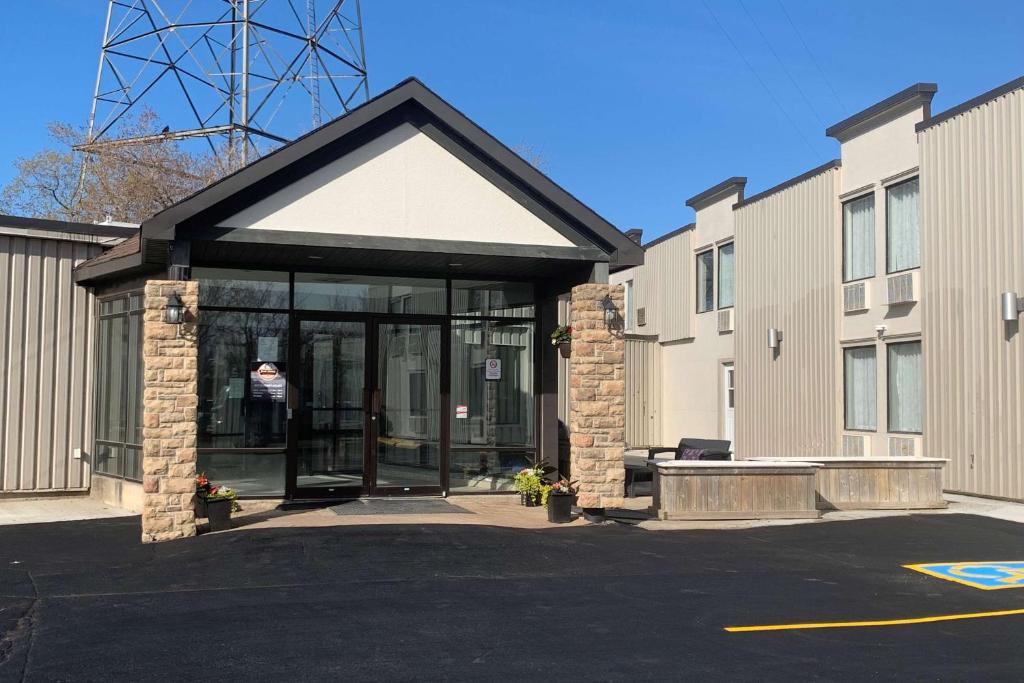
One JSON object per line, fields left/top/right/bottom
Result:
{"left": 1001, "top": 291, "right": 1023, "bottom": 322}
{"left": 601, "top": 295, "right": 617, "bottom": 324}
{"left": 767, "top": 327, "right": 783, "bottom": 349}
{"left": 165, "top": 291, "right": 185, "bottom": 325}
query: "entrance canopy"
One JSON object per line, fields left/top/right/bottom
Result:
{"left": 75, "top": 77, "right": 642, "bottom": 284}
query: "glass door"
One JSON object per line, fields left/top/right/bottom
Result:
{"left": 372, "top": 321, "right": 444, "bottom": 494}
{"left": 291, "top": 318, "right": 368, "bottom": 497}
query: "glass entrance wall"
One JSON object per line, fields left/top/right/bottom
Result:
{"left": 193, "top": 268, "right": 538, "bottom": 497}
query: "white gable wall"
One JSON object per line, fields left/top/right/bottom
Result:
{"left": 218, "top": 123, "right": 576, "bottom": 248}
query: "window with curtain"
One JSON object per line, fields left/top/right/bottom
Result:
{"left": 888, "top": 341, "right": 922, "bottom": 433}
{"left": 844, "top": 346, "right": 877, "bottom": 431}
{"left": 843, "top": 194, "right": 875, "bottom": 282}
{"left": 718, "top": 242, "right": 735, "bottom": 309}
{"left": 696, "top": 250, "right": 714, "bottom": 313}
{"left": 886, "top": 178, "right": 920, "bottom": 273}
{"left": 624, "top": 280, "right": 634, "bottom": 330}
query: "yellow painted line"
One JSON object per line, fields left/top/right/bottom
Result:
{"left": 725, "top": 608, "right": 1024, "bottom": 633}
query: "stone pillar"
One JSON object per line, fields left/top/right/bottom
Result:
{"left": 568, "top": 283, "right": 625, "bottom": 511}
{"left": 141, "top": 280, "right": 199, "bottom": 543}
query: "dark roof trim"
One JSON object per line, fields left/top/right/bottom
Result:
{"left": 180, "top": 226, "right": 608, "bottom": 262}
{"left": 733, "top": 159, "right": 841, "bottom": 209}
{"left": 917, "top": 74, "right": 1024, "bottom": 132}
{"left": 685, "top": 177, "right": 747, "bottom": 210}
{"left": 137, "top": 77, "right": 642, "bottom": 270}
{"left": 826, "top": 83, "right": 937, "bottom": 140}
{"left": 643, "top": 223, "right": 695, "bottom": 250}
{"left": 72, "top": 249, "right": 147, "bottom": 284}
{"left": 0, "top": 214, "right": 137, "bottom": 238}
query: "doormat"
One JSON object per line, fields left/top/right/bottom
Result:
{"left": 329, "top": 499, "right": 472, "bottom": 516}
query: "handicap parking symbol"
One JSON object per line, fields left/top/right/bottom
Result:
{"left": 905, "top": 561, "right": 1024, "bottom": 590}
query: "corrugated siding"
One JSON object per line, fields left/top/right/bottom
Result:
{"left": 612, "top": 230, "right": 693, "bottom": 342}
{"left": 0, "top": 235, "right": 101, "bottom": 492}
{"left": 920, "top": 86, "right": 1024, "bottom": 499}
{"left": 734, "top": 167, "right": 839, "bottom": 458}
{"left": 624, "top": 337, "right": 661, "bottom": 447}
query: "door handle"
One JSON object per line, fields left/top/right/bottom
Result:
{"left": 371, "top": 388, "right": 381, "bottom": 421}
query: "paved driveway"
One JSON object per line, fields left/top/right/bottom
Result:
{"left": 2, "top": 513, "right": 1024, "bottom": 681}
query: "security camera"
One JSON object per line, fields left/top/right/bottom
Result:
{"left": 875, "top": 324, "right": 887, "bottom": 338}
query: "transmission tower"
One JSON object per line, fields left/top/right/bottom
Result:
{"left": 79, "top": 0, "right": 369, "bottom": 165}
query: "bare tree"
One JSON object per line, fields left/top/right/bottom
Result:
{"left": 0, "top": 109, "right": 232, "bottom": 224}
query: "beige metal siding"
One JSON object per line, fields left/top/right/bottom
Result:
{"left": 734, "top": 167, "right": 840, "bottom": 458}
{"left": 0, "top": 235, "right": 101, "bottom": 492}
{"left": 624, "top": 337, "right": 661, "bottom": 447}
{"left": 613, "top": 230, "right": 693, "bottom": 342}
{"left": 919, "top": 86, "right": 1024, "bottom": 499}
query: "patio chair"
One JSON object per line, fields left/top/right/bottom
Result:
{"left": 624, "top": 438, "right": 733, "bottom": 498}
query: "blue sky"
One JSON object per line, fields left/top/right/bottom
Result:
{"left": 1, "top": 1, "right": 1022, "bottom": 240}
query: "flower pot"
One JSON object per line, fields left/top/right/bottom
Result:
{"left": 557, "top": 341, "right": 571, "bottom": 359}
{"left": 524, "top": 493, "right": 538, "bottom": 507}
{"left": 205, "top": 498, "right": 232, "bottom": 532}
{"left": 547, "top": 493, "right": 574, "bottom": 523}
{"left": 193, "top": 495, "right": 208, "bottom": 519}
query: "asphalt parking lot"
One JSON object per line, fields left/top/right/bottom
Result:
{"left": 2, "top": 512, "right": 1024, "bottom": 681}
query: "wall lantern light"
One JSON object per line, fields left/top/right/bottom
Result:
{"left": 767, "top": 327, "right": 783, "bottom": 349}
{"left": 601, "top": 295, "right": 617, "bottom": 325}
{"left": 1001, "top": 291, "right": 1023, "bottom": 322}
{"left": 165, "top": 291, "right": 185, "bottom": 325}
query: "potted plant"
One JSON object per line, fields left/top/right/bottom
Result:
{"left": 550, "top": 325, "right": 572, "bottom": 359}
{"left": 194, "top": 473, "right": 239, "bottom": 532}
{"left": 513, "top": 467, "right": 543, "bottom": 506}
{"left": 545, "top": 477, "right": 578, "bottom": 523}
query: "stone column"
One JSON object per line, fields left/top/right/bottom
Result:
{"left": 141, "top": 280, "right": 199, "bottom": 543}
{"left": 568, "top": 283, "right": 625, "bottom": 512}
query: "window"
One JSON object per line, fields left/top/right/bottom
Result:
{"left": 95, "top": 294, "right": 144, "bottom": 481}
{"left": 843, "top": 194, "right": 875, "bottom": 282}
{"left": 452, "top": 280, "right": 534, "bottom": 317}
{"left": 295, "top": 273, "right": 446, "bottom": 314}
{"left": 844, "top": 346, "right": 877, "bottom": 431}
{"left": 888, "top": 341, "right": 922, "bottom": 434}
{"left": 193, "top": 268, "right": 290, "bottom": 309}
{"left": 887, "top": 178, "right": 920, "bottom": 273}
{"left": 696, "top": 250, "right": 714, "bottom": 313}
{"left": 624, "top": 280, "right": 634, "bottom": 330}
{"left": 718, "top": 242, "right": 735, "bottom": 309}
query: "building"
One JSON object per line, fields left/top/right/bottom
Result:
{"left": 63, "top": 77, "right": 640, "bottom": 539}
{"left": 612, "top": 75, "right": 1024, "bottom": 501}
{"left": 0, "top": 215, "right": 135, "bottom": 497}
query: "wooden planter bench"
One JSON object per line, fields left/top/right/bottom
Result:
{"left": 651, "top": 461, "right": 820, "bottom": 521}
{"left": 746, "top": 457, "right": 948, "bottom": 510}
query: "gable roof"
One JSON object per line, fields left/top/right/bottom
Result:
{"left": 76, "top": 77, "right": 641, "bottom": 283}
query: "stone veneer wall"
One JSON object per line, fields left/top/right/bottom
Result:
{"left": 141, "top": 280, "right": 199, "bottom": 543}
{"left": 568, "top": 283, "right": 625, "bottom": 510}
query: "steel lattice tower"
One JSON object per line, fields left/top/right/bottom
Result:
{"left": 80, "top": 0, "right": 369, "bottom": 164}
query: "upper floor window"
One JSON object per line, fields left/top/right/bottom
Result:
{"left": 696, "top": 250, "right": 714, "bottom": 313}
{"left": 886, "top": 177, "right": 920, "bottom": 273}
{"left": 624, "top": 279, "right": 634, "bottom": 330}
{"left": 843, "top": 194, "right": 875, "bottom": 282}
{"left": 718, "top": 242, "right": 735, "bottom": 309}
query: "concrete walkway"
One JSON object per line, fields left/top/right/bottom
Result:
{"left": 0, "top": 496, "right": 136, "bottom": 525}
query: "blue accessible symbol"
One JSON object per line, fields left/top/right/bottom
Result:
{"left": 906, "top": 561, "right": 1024, "bottom": 590}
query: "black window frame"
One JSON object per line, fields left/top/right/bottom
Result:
{"left": 94, "top": 292, "right": 145, "bottom": 482}
{"left": 696, "top": 249, "right": 714, "bottom": 314}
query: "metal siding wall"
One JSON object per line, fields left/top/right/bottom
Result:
{"left": 920, "top": 87, "right": 1024, "bottom": 499}
{"left": 624, "top": 337, "right": 661, "bottom": 447}
{"left": 0, "top": 235, "right": 101, "bottom": 492}
{"left": 734, "top": 168, "right": 840, "bottom": 458}
{"left": 612, "top": 231, "right": 693, "bottom": 342}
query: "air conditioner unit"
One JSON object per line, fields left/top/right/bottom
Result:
{"left": 842, "top": 433, "right": 868, "bottom": 457}
{"left": 636, "top": 307, "right": 646, "bottom": 327}
{"left": 887, "top": 271, "right": 918, "bottom": 305}
{"left": 888, "top": 435, "right": 921, "bottom": 457}
{"left": 843, "top": 281, "right": 870, "bottom": 313}
{"left": 718, "top": 308, "right": 734, "bottom": 333}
